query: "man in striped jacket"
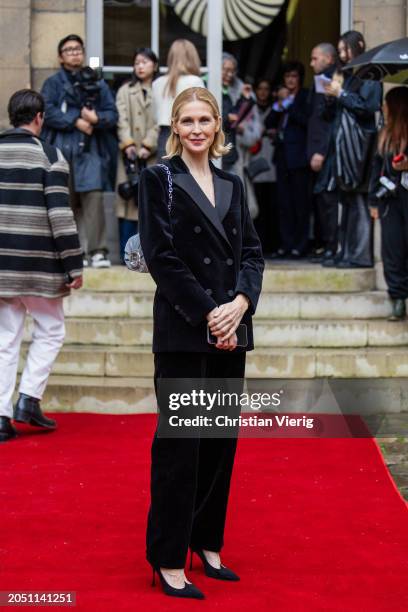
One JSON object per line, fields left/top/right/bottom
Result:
{"left": 0, "top": 89, "right": 83, "bottom": 443}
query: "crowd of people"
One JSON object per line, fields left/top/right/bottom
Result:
{"left": 31, "top": 30, "right": 408, "bottom": 320}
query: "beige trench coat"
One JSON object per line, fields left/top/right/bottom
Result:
{"left": 115, "top": 81, "right": 158, "bottom": 220}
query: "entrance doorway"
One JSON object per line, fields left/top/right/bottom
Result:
{"left": 99, "top": 0, "right": 342, "bottom": 88}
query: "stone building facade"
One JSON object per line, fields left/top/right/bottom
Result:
{"left": 0, "top": 0, "right": 407, "bottom": 129}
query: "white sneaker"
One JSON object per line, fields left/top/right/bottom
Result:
{"left": 91, "top": 253, "right": 111, "bottom": 268}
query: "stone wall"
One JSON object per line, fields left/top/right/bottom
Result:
{"left": 0, "top": 1, "right": 31, "bottom": 130}
{"left": 31, "top": 0, "right": 85, "bottom": 92}
{"left": 353, "top": 0, "right": 408, "bottom": 48}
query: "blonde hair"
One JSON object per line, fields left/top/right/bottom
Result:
{"left": 164, "top": 87, "right": 232, "bottom": 159}
{"left": 165, "top": 39, "right": 201, "bottom": 98}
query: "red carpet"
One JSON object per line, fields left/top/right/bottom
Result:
{"left": 1, "top": 414, "right": 407, "bottom": 611}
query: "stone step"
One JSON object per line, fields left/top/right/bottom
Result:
{"left": 83, "top": 264, "right": 375, "bottom": 294}
{"left": 64, "top": 291, "right": 393, "bottom": 319}
{"left": 37, "top": 367, "right": 408, "bottom": 415}
{"left": 20, "top": 345, "right": 408, "bottom": 380}
{"left": 41, "top": 375, "right": 156, "bottom": 414}
{"left": 24, "top": 318, "right": 408, "bottom": 348}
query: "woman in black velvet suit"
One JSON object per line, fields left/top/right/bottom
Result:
{"left": 138, "top": 87, "right": 264, "bottom": 599}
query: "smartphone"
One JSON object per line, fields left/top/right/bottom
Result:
{"left": 207, "top": 323, "right": 248, "bottom": 347}
{"left": 393, "top": 153, "right": 405, "bottom": 163}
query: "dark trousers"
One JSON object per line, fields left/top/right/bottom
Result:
{"left": 316, "top": 190, "right": 339, "bottom": 253}
{"left": 146, "top": 350, "right": 246, "bottom": 569}
{"left": 339, "top": 192, "right": 373, "bottom": 266}
{"left": 118, "top": 218, "right": 138, "bottom": 263}
{"left": 276, "top": 163, "right": 311, "bottom": 254}
{"left": 253, "top": 182, "right": 280, "bottom": 254}
{"left": 380, "top": 188, "right": 408, "bottom": 299}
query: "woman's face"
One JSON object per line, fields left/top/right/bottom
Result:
{"left": 255, "top": 81, "right": 271, "bottom": 104}
{"left": 338, "top": 40, "right": 349, "bottom": 64}
{"left": 174, "top": 100, "right": 220, "bottom": 156}
{"left": 134, "top": 54, "right": 156, "bottom": 82}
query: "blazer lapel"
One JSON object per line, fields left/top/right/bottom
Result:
{"left": 172, "top": 173, "right": 231, "bottom": 246}
{"left": 213, "top": 173, "right": 233, "bottom": 222}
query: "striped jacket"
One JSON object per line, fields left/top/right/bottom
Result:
{"left": 0, "top": 128, "right": 83, "bottom": 298}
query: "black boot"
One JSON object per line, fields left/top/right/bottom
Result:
{"left": 13, "top": 394, "right": 57, "bottom": 429}
{"left": 0, "top": 417, "right": 17, "bottom": 442}
{"left": 388, "top": 299, "right": 406, "bottom": 322}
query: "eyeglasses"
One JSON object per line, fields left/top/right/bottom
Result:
{"left": 61, "top": 46, "right": 84, "bottom": 56}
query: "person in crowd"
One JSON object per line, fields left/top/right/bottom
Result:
{"left": 152, "top": 39, "right": 204, "bottom": 160}
{"left": 41, "top": 34, "right": 118, "bottom": 268}
{"left": 0, "top": 90, "right": 83, "bottom": 443}
{"left": 230, "top": 89, "right": 263, "bottom": 220}
{"left": 321, "top": 30, "right": 382, "bottom": 268}
{"left": 138, "top": 87, "right": 264, "bottom": 599}
{"left": 265, "top": 61, "right": 311, "bottom": 258}
{"left": 215, "top": 53, "right": 262, "bottom": 218}
{"left": 252, "top": 79, "right": 279, "bottom": 255}
{"left": 369, "top": 87, "right": 408, "bottom": 321}
{"left": 219, "top": 52, "right": 250, "bottom": 173}
{"left": 308, "top": 43, "right": 339, "bottom": 263}
{"left": 115, "top": 47, "right": 159, "bottom": 262}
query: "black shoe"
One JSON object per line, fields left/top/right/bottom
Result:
{"left": 269, "top": 249, "right": 287, "bottom": 259}
{"left": 13, "top": 394, "right": 57, "bottom": 429}
{"left": 190, "top": 548, "right": 240, "bottom": 581}
{"left": 0, "top": 417, "right": 17, "bottom": 442}
{"left": 388, "top": 299, "right": 406, "bottom": 322}
{"left": 150, "top": 565, "right": 205, "bottom": 599}
{"left": 336, "top": 261, "right": 373, "bottom": 269}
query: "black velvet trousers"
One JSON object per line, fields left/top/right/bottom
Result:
{"left": 146, "top": 350, "right": 246, "bottom": 569}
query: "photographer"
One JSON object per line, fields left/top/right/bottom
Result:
{"left": 369, "top": 87, "right": 408, "bottom": 321}
{"left": 41, "top": 34, "right": 118, "bottom": 268}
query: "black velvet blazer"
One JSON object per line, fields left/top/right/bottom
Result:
{"left": 138, "top": 155, "right": 264, "bottom": 353}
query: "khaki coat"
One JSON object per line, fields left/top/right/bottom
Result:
{"left": 115, "top": 81, "right": 158, "bottom": 220}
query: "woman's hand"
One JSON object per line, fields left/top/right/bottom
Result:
{"left": 392, "top": 155, "right": 408, "bottom": 172}
{"left": 139, "top": 146, "right": 151, "bottom": 160}
{"left": 208, "top": 294, "right": 249, "bottom": 341}
{"left": 216, "top": 333, "right": 238, "bottom": 351}
{"left": 125, "top": 145, "right": 137, "bottom": 160}
{"left": 324, "top": 80, "right": 342, "bottom": 98}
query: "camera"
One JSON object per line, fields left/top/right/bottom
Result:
{"left": 72, "top": 66, "right": 102, "bottom": 109}
{"left": 374, "top": 176, "right": 398, "bottom": 201}
{"left": 118, "top": 154, "right": 146, "bottom": 203}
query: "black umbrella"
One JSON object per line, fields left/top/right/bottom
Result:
{"left": 346, "top": 37, "right": 408, "bottom": 80}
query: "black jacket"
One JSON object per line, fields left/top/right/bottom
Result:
{"left": 307, "top": 65, "right": 337, "bottom": 161}
{"left": 138, "top": 155, "right": 264, "bottom": 353}
{"left": 315, "top": 74, "right": 382, "bottom": 194}
{"left": 265, "top": 88, "right": 310, "bottom": 170}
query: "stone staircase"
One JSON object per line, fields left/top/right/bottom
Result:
{"left": 20, "top": 263, "right": 408, "bottom": 413}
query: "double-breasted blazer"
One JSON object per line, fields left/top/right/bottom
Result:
{"left": 138, "top": 155, "right": 264, "bottom": 353}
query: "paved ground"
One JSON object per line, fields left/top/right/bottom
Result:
{"left": 379, "top": 437, "right": 408, "bottom": 501}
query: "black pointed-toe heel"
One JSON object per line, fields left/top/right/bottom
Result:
{"left": 150, "top": 565, "right": 205, "bottom": 599}
{"left": 190, "top": 549, "right": 240, "bottom": 581}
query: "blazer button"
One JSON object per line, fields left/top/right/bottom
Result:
{"left": 227, "top": 290, "right": 234, "bottom": 297}
{"left": 175, "top": 304, "right": 180, "bottom": 311}
{"left": 205, "top": 288, "right": 213, "bottom": 295}
{"left": 204, "top": 257, "right": 211, "bottom": 264}
{"left": 232, "top": 228, "right": 237, "bottom": 235}
{"left": 194, "top": 226, "right": 202, "bottom": 233}
{"left": 226, "top": 258, "right": 233, "bottom": 266}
